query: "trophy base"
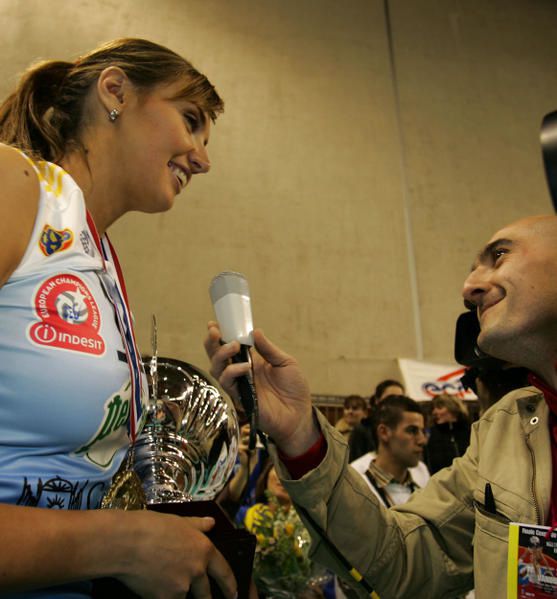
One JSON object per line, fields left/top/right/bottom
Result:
{"left": 91, "top": 501, "right": 256, "bottom": 599}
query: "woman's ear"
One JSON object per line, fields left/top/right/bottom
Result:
{"left": 96, "top": 66, "right": 131, "bottom": 114}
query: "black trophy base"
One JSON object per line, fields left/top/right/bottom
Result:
{"left": 91, "top": 501, "right": 256, "bottom": 599}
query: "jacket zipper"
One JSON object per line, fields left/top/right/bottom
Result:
{"left": 525, "top": 432, "right": 541, "bottom": 525}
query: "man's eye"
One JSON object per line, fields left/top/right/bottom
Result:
{"left": 492, "top": 248, "right": 508, "bottom": 262}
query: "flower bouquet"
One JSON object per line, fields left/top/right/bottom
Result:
{"left": 245, "top": 493, "right": 331, "bottom": 599}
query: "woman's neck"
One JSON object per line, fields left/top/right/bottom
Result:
{"left": 59, "top": 148, "right": 125, "bottom": 236}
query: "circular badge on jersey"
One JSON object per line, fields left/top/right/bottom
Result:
{"left": 28, "top": 273, "right": 105, "bottom": 356}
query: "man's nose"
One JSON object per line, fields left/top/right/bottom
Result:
{"left": 417, "top": 431, "right": 427, "bottom": 447}
{"left": 462, "top": 266, "right": 489, "bottom": 307}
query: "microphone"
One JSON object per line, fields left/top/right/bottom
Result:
{"left": 209, "top": 272, "right": 258, "bottom": 448}
{"left": 209, "top": 271, "right": 254, "bottom": 347}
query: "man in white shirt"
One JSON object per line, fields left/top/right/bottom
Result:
{"left": 337, "top": 395, "right": 429, "bottom": 598}
{"left": 349, "top": 395, "right": 428, "bottom": 508}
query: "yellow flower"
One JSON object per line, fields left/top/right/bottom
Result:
{"left": 245, "top": 503, "right": 273, "bottom": 533}
{"left": 285, "top": 522, "right": 295, "bottom": 536}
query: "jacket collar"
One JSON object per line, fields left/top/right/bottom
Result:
{"left": 515, "top": 392, "right": 547, "bottom": 436}
{"left": 529, "top": 372, "right": 557, "bottom": 416}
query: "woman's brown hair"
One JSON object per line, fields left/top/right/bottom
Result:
{"left": 0, "top": 38, "right": 224, "bottom": 162}
{"left": 431, "top": 393, "right": 469, "bottom": 421}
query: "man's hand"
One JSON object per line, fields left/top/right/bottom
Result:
{"left": 204, "top": 322, "right": 320, "bottom": 456}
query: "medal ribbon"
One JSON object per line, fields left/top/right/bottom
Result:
{"left": 86, "top": 212, "right": 144, "bottom": 442}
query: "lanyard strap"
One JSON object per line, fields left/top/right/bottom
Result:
{"left": 86, "top": 212, "right": 145, "bottom": 442}
{"left": 364, "top": 469, "right": 417, "bottom": 508}
{"left": 365, "top": 470, "right": 393, "bottom": 508}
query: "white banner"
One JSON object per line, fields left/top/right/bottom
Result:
{"left": 398, "top": 358, "right": 477, "bottom": 401}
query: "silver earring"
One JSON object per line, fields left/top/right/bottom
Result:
{"left": 108, "top": 108, "right": 120, "bottom": 122}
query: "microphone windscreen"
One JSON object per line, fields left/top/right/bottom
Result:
{"left": 209, "top": 272, "right": 254, "bottom": 346}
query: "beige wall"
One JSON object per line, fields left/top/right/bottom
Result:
{"left": 1, "top": 0, "right": 555, "bottom": 396}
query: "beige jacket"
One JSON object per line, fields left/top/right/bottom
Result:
{"left": 272, "top": 387, "right": 551, "bottom": 599}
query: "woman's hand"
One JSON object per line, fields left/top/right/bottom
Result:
{"left": 204, "top": 322, "right": 320, "bottom": 456}
{"left": 117, "top": 511, "right": 237, "bottom": 599}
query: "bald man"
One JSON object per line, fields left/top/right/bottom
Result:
{"left": 206, "top": 215, "right": 557, "bottom": 599}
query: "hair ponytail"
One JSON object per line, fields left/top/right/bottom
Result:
{"left": 0, "top": 60, "right": 76, "bottom": 161}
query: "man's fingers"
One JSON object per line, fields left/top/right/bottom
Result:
{"left": 204, "top": 322, "right": 223, "bottom": 359}
{"left": 220, "top": 362, "right": 250, "bottom": 393}
{"left": 207, "top": 341, "right": 242, "bottom": 379}
{"left": 253, "top": 329, "right": 294, "bottom": 367}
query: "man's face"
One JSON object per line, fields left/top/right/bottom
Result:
{"left": 383, "top": 412, "right": 426, "bottom": 469}
{"left": 462, "top": 216, "right": 557, "bottom": 364}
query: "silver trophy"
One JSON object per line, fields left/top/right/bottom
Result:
{"left": 133, "top": 351, "right": 239, "bottom": 504}
{"left": 93, "top": 320, "right": 251, "bottom": 599}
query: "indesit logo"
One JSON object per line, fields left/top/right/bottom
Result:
{"left": 28, "top": 274, "right": 105, "bottom": 356}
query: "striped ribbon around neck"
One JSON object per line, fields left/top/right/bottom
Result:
{"left": 87, "top": 212, "right": 145, "bottom": 442}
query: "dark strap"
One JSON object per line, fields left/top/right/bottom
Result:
{"left": 365, "top": 470, "right": 418, "bottom": 505}
{"left": 365, "top": 470, "right": 393, "bottom": 508}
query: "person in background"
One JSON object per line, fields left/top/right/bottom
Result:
{"left": 0, "top": 38, "right": 236, "bottom": 598}
{"left": 348, "top": 379, "right": 405, "bottom": 461}
{"left": 218, "top": 422, "right": 271, "bottom": 524}
{"left": 349, "top": 396, "right": 430, "bottom": 489}
{"left": 244, "top": 464, "right": 329, "bottom": 599}
{"left": 334, "top": 395, "right": 367, "bottom": 442}
{"left": 337, "top": 395, "right": 428, "bottom": 598}
{"left": 425, "top": 393, "right": 471, "bottom": 474}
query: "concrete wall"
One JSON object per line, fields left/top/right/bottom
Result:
{"left": 1, "top": 0, "right": 555, "bottom": 396}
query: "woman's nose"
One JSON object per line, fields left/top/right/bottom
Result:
{"left": 189, "top": 143, "right": 211, "bottom": 174}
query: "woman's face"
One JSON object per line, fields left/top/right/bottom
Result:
{"left": 343, "top": 403, "right": 366, "bottom": 427}
{"left": 432, "top": 405, "right": 457, "bottom": 425}
{"left": 377, "top": 385, "right": 404, "bottom": 402}
{"left": 109, "top": 76, "right": 212, "bottom": 215}
{"left": 267, "top": 467, "right": 291, "bottom": 506}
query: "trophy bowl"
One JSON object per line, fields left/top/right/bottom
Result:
{"left": 133, "top": 356, "right": 239, "bottom": 504}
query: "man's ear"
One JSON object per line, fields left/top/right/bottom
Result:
{"left": 96, "top": 66, "right": 131, "bottom": 113}
{"left": 377, "top": 423, "right": 391, "bottom": 445}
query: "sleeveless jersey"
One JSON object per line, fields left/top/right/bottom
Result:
{"left": 0, "top": 153, "right": 148, "bottom": 515}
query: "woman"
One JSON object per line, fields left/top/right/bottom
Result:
{"left": 0, "top": 38, "right": 236, "bottom": 598}
{"left": 425, "top": 393, "right": 471, "bottom": 474}
{"left": 334, "top": 395, "right": 367, "bottom": 442}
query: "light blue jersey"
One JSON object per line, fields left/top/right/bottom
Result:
{"left": 0, "top": 152, "right": 148, "bottom": 597}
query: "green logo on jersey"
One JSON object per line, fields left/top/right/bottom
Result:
{"left": 74, "top": 381, "right": 135, "bottom": 468}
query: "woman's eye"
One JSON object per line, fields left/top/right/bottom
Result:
{"left": 184, "top": 113, "right": 199, "bottom": 131}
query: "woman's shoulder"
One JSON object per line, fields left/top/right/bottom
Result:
{"left": 0, "top": 143, "right": 39, "bottom": 189}
{"left": 0, "top": 143, "right": 41, "bottom": 286}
